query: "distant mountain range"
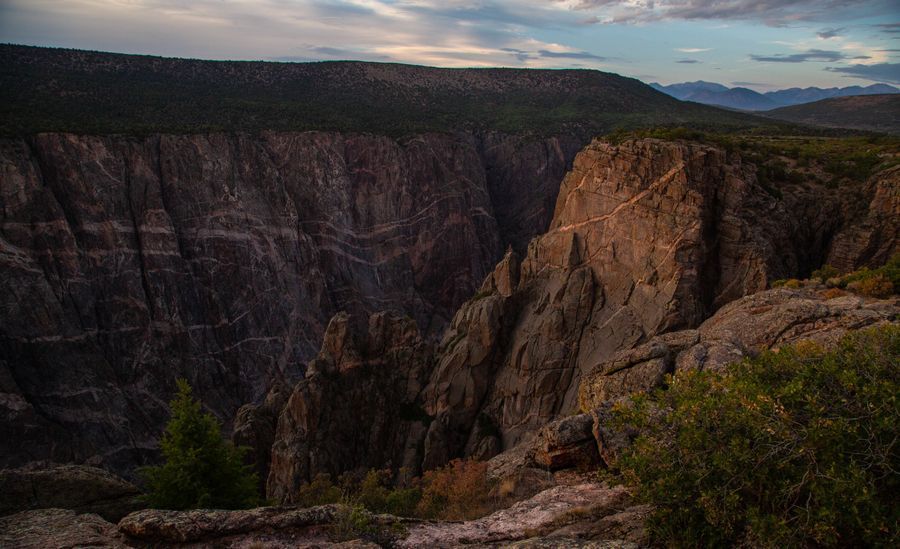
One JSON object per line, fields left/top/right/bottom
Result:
{"left": 649, "top": 80, "right": 899, "bottom": 111}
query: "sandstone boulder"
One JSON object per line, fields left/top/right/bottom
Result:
{"left": 532, "top": 414, "right": 599, "bottom": 471}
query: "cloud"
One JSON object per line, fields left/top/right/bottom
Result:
{"left": 537, "top": 49, "right": 606, "bottom": 60}
{"left": 826, "top": 62, "right": 900, "bottom": 84}
{"left": 751, "top": 49, "right": 848, "bottom": 62}
{"left": 817, "top": 27, "right": 844, "bottom": 39}
{"left": 676, "top": 59, "right": 701, "bottom": 63}
{"left": 675, "top": 47, "right": 711, "bottom": 53}
{"left": 873, "top": 22, "right": 900, "bottom": 34}
{"left": 569, "top": 0, "right": 892, "bottom": 26}
{"left": 732, "top": 81, "right": 770, "bottom": 87}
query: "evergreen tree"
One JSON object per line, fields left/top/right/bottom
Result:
{"left": 140, "top": 379, "right": 259, "bottom": 510}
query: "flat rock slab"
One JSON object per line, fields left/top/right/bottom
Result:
{"left": 399, "top": 483, "right": 632, "bottom": 547}
{"left": 0, "top": 508, "right": 127, "bottom": 548}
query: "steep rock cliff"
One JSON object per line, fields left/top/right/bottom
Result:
{"left": 0, "top": 131, "right": 579, "bottom": 474}
{"left": 418, "top": 138, "right": 806, "bottom": 465}
{"left": 266, "top": 311, "right": 433, "bottom": 503}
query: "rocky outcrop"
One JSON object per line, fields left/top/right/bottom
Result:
{"left": 416, "top": 138, "right": 808, "bottom": 467}
{"left": 231, "top": 383, "right": 291, "bottom": 495}
{"left": 399, "top": 483, "right": 645, "bottom": 547}
{"left": 0, "top": 508, "right": 127, "bottom": 548}
{"left": 0, "top": 130, "right": 578, "bottom": 475}
{"left": 0, "top": 463, "right": 143, "bottom": 522}
{"left": 580, "top": 286, "right": 898, "bottom": 465}
{"left": 267, "top": 311, "right": 434, "bottom": 502}
{"left": 827, "top": 165, "right": 900, "bottom": 271}
{"left": 263, "top": 138, "right": 898, "bottom": 500}
{"left": 119, "top": 504, "right": 341, "bottom": 544}
{"left": 531, "top": 414, "right": 600, "bottom": 471}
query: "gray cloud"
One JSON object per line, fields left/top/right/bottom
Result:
{"left": 732, "top": 81, "right": 770, "bottom": 86}
{"left": 826, "top": 62, "right": 900, "bottom": 84}
{"left": 817, "top": 27, "right": 844, "bottom": 39}
{"left": 537, "top": 49, "right": 606, "bottom": 60}
{"left": 873, "top": 22, "right": 900, "bottom": 34}
{"left": 570, "top": 0, "right": 891, "bottom": 26}
{"left": 676, "top": 59, "right": 701, "bottom": 63}
{"left": 750, "top": 49, "right": 848, "bottom": 63}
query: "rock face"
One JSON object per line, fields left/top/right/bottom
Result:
{"left": 267, "top": 311, "right": 434, "bottom": 502}
{"left": 827, "top": 165, "right": 900, "bottom": 271}
{"left": 0, "top": 130, "right": 579, "bottom": 475}
{"left": 0, "top": 463, "right": 143, "bottom": 523}
{"left": 417, "top": 139, "right": 807, "bottom": 466}
{"left": 264, "top": 138, "right": 898, "bottom": 499}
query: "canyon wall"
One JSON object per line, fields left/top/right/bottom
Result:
{"left": 0, "top": 131, "right": 581, "bottom": 474}
{"left": 265, "top": 138, "right": 898, "bottom": 498}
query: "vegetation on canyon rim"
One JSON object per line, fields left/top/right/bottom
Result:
{"left": 611, "top": 325, "right": 900, "bottom": 547}
{"left": 773, "top": 254, "right": 900, "bottom": 298}
{"left": 140, "top": 379, "right": 260, "bottom": 510}
{"left": 294, "top": 458, "right": 496, "bottom": 521}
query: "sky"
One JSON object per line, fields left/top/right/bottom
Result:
{"left": 0, "top": 0, "right": 898, "bottom": 90}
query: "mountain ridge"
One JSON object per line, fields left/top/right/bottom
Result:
{"left": 650, "top": 80, "right": 899, "bottom": 111}
{"left": 1, "top": 43, "right": 776, "bottom": 137}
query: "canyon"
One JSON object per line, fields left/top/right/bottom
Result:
{"left": 0, "top": 131, "right": 581, "bottom": 474}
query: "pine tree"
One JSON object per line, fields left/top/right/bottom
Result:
{"left": 140, "top": 379, "right": 260, "bottom": 510}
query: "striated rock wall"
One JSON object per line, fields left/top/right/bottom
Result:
{"left": 0, "top": 131, "right": 580, "bottom": 475}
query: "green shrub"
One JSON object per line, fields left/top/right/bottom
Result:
{"left": 329, "top": 503, "right": 404, "bottom": 545}
{"left": 850, "top": 275, "right": 895, "bottom": 298}
{"left": 840, "top": 254, "right": 900, "bottom": 296}
{"left": 140, "top": 379, "right": 259, "bottom": 510}
{"left": 612, "top": 326, "right": 900, "bottom": 547}
{"left": 417, "top": 458, "right": 497, "bottom": 520}
{"left": 295, "top": 473, "right": 343, "bottom": 507}
{"left": 811, "top": 264, "right": 839, "bottom": 282}
{"left": 292, "top": 458, "right": 494, "bottom": 520}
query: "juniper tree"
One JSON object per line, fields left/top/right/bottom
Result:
{"left": 141, "top": 379, "right": 259, "bottom": 510}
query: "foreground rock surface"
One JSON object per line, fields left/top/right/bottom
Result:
{"left": 0, "top": 508, "right": 127, "bottom": 548}
{"left": 119, "top": 504, "right": 340, "bottom": 543}
{"left": 0, "top": 463, "right": 143, "bottom": 522}
{"left": 399, "top": 483, "right": 645, "bottom": 548}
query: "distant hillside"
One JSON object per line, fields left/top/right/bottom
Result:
{"left": 765, "top": 94, "right": 900, "bottom": 135}
{"left": 0, "top": 44, "right": 771, "bottom": 137}
{"left": 651, "top": 80, "right": 898, "bottom": 111}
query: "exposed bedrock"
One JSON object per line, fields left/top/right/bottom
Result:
{"left": 265, "top": 138, "right": 898, "bottom": 499}
{"left": 0, "top": 130, "right": 580, "bottom": 475}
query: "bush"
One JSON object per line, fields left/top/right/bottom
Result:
{"left": 295, "top": 473, "right": 343, "bottom": 507}
{"left": 417, "top": 458, "right": 496, "bottom": 520}
{"left": 612, "top": 326, "right": 900, "bottom": 547}
{"left": 850, "top": 275, "right": 894, "bottom": 298}
{"left": 840, "top": 255, "right": 900, "bottom": 296}
{"left": 771, "top": 278, "right": 801, "bottom": 289}
{"left": 292, "top": 458, "right": 495, "bottom": 520}
{"left": 811, "top": 264, "right": 839, "bottom": 282}
{"left": 329, "top": 503, "right": 404, "bottom": 545}
{"left": 140, "top": 379, "right": 259, "bottom": 510}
